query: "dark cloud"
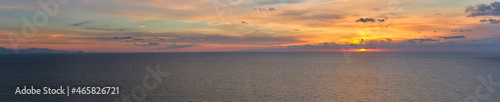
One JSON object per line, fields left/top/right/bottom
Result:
{"left": 451, "top": 29, "right": 472, "bottom": 32}
{"left": 241, "top": 21, "right": 248, "bottom": 24}
{"left": 148, "top": 43, "right": 159, "bottom": 46}
{"left": 269, "top": 7, "right": 276, "bottom": 11}
{"left": 0, "top": 47, "right": 84, "bottom": 54}
{"left": 133, "top": 38, "right": 144, "bottom": 41}
{"left": 253, "top": 0, "right": 304, "bottom": 5}
{"left": 70, "top": 21, "right": 91, "bottom": 26}
{"left": 254, "top": 7, "right": 277, "bottom": 13}
{"left": 385, "top": 38, "right": 393, "bottom": 41}
{"left": 356, "top": 18, "right": 375, "bottom": 23}
{"left": 262, "top": 37, "right": 500, "bottom": 51}
{"left": 356, "top": 18, "right": 387, "bottom": 23}
{"left": 466, "top": 2, "right": 500, "bottom": 17}
{"left": 440, "top": 35, "right": 466, "bottom": 39}
{"left": 413, "top": 38, "right": 440, "bottom": 41}
{"left": 285, "top": 42, "right": 337, "bottom": 48}
{"left": 401, "top": 40, "right": 412, "bottom": 44}
{"left": 113, "top": 36, "right": 132, "bottom": 39}
{"left": 439, "top": 41, "right": 457, "bottom": 44}
{"left": 157, "top": 44, "right": 198, "bottom": 50}
{"left": 480, "top": 19, "right": 500, "bottom": 24}
{"left": 377, "top": 19, "right": 385, "bottom": 22}
{"left": 270, "top": 39, "right": 396, "bottom": 50}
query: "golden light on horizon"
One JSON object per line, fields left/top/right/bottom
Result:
{"left": 356, "top": 48, "right": 386, "bottom": 52}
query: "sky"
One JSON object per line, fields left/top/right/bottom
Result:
{"left": 1, "top": 0, "right": 500, "bottom": 52}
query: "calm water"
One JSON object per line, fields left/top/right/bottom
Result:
{"left": 1, "top": 52, "right": 500, "bottom": 101}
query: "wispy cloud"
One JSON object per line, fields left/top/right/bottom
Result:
{"left": 157, "top": 44, "right": 199, "bottom": 49}
{"left": 70, "top": 21, "right": 92, "bottom": 26}
{"left": 440, "top": 35, "right": 466, "bottom": 39}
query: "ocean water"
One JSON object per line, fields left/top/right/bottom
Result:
{"left": 1, "top": 52, "right": 500, "bottom": 101}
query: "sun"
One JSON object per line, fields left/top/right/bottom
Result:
{"left": 359, "top": 49, "right": 367, "bottom": 51}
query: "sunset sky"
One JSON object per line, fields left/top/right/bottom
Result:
{"left": 1, "top": 0, "right": 500, "bottom": 52}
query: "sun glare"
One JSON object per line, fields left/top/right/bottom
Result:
{"left": 359, "top": 49, "right": 366, "bottom": 51}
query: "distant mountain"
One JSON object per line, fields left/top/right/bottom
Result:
{"left": 0, "top": 47, "right": 84, "bottom": 54}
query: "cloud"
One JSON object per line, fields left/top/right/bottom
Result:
{"left": 0, "top": 47, "right": 84, "bottom": 54}
{"left": 440, "top": 35, "right": 466, "bottom": 39}
{"left": 266, "top": 37, "right": 457, "bottom": 51}
{"left": 112, "top": 32, "right": 302, "bottom": 45}
{"left": 157, "top": 44, "right": 198, "bottom": 49}
{"left": 254, "top": 36, "right": 500, "bottom": 51}
{"left": 451, "top": 29, "right": 472, "bottom": 32}
{"left": 204, "top": 35, "right": 301, "bottom": 45}
{"left": 356, "top": 18, "right": 375, "bottom": 23}
{"left": 70, "top": 21, "right": 136, "bottom": 32}
{"left": 404, "top": 39, "right": 417, "bottom": 44}
{"left": 377, "top": 19, "right": 385, "bottom": 22}
{"left": 413, "top": 38, "right": 439, "bottom": 41}
{"left": 254, "top": 7, "right": 277, "bottom": 13}
{"left": 385, "top": 38, "right": 392, "bottom": 41}
{"left": 84, "top": 27, "right": 128, "bottom": 31}
{"left": 133, "top": 38, "right": 144, "bottom": 41}
{"left": 285, "top": 42, "right": 337, "bottom": 48}
{"left": 356, "top": 18, "right": 386, "bottom": 23}
{"left": 137, "top": 42, "right": 160, "bottom": 46}
{"left": 480, "top": 19, "right": 500, "bottom": 24}
{"left": 113, "top": 36, "right": 132, "bottom": 39}
{"left": 70, "top": 21, "right": 92, "bottom": 26}
{"left": 466, "top": 2, "right": 500, "bottom": 17}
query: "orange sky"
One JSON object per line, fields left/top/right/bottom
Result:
{"left": 1, "top": 0, "right": 500, "bottom": 52}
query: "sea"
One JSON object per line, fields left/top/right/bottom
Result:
{"left": 1, "top": 52, "right": 500, "bottom": 101}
